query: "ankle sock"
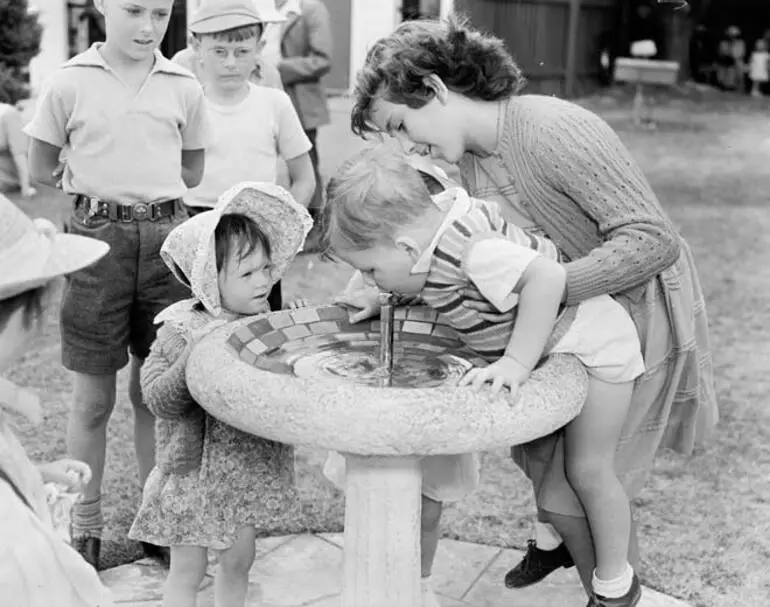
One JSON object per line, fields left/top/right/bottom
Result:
{"left": 71, "top": 493, "right": 103, "bottom": 539}
{"left": 534, "top": 521, "right": 562, "bottom": 551}
{"left": 592, "top": 563, "right": 634, "bottom": 598}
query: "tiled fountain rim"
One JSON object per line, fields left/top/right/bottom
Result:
{"left": 186, "top": 304, "right": 589, "bottom": 455}
{"left": 226, "top": 304, "right": 489, "bottom": 375}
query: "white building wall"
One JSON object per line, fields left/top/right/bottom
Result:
{"left": 348, "top": 0, "right": 398, "bottom": 91}
{"left": 28, "top": 1, "right": 69, "bottom": 95}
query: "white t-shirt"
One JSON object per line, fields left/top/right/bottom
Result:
{"left": 186, "top": 83, "right": 311, "bottom": 209}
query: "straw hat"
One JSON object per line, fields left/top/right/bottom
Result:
{"left": 0, "top": 195, "right": 110, "bottom": 301}
{"left": 161, "top": 182, "right": 312, "bottom": 316}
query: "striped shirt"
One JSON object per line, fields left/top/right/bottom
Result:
{"left": 420, "top": 193, "right": 575, "bottom": 362}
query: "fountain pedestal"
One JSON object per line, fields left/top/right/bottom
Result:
{"left": 187, "top": 305, "right": 589, "bottom": 607}
{"left": 343, "top": 455, "right": 422, "bottom": 607}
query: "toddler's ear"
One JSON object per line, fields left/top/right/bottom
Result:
{"left": 394, "top": 236, "right": 422, "bottom": 263}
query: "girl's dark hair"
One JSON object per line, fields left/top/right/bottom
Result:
{"left": 214, "top": 213, "right": 271, "bottom": 272}
{"left": 0, "top": 285, "right": 49, "bottom": 334}
{"left": 351, "top": 14, "right": 526, "bottom": 136}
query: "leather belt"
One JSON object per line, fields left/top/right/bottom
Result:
{"left": 73, "top": 195, "right": 183, "bottom": 222}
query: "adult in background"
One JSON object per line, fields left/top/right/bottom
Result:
{"left": 261, "top": 0, "right": 332, "bottom": 247}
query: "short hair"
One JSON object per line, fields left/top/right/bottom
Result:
{"left": 214, "top": 213, "right": 272, "bottom": 272}
{"left": 321, "top": 147, "right": 436, "bottom": 255}
{"left": 351, "top": 14, "right": 525, "bottom": 136}
{"left": 192, "top": 23, "right": 264, "bottom": 44}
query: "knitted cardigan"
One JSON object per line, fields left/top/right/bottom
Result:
{"left": 459, "top": 94, "right": 682, "bottom": 306}
{"left": 140, "top": 316, "right": 207, "bottom": 475}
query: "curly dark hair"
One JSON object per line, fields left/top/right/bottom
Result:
{"left": 351, "top": 14, "right": 525, "bottom": 137}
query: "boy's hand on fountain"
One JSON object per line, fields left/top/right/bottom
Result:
{"left": 334, "top": 271, "right": 381, "bottom": 323}
{"left": 458, "top": 356, "right": 530, "bottom": 397}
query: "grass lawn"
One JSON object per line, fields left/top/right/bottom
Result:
{"left": 5, "top": 87, "right": 769, "bottom": 607}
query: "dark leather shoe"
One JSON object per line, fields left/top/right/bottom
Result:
{"left": 504, "top": 540, "right": 575, "bottom": 589}
{"left": 141, "top": 541, "right": 171, "bottom": 568}
{"left": 72, "top": 536, "right": 101, "bottom": 570}
{"left": 587, "top": 573, "right": 642, "bottom": 607}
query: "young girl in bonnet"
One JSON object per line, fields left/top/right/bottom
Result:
{"left": 0, "top": 194, "right": 113, "bottom": 605}
{"left": 129, "top": 183, "right": 312, "bottom": 607}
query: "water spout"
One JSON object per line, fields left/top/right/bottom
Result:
{"left": 378, "top": 292, "right": 395, "bottom": 387}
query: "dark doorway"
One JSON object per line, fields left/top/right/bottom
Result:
{"left": 160, "top": 0, "right": 188, "bottom": 58}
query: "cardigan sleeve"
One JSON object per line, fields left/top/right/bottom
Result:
{"left": 532, "top": 109, "right": 681, "bottom": 304}
{"left": 140, "top": 323, "right": 197, "bottom": 420}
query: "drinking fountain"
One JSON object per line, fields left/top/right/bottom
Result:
{"left": 187, "top": 299, "right": 587, "bottom": 607}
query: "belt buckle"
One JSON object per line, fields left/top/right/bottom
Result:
{"left": 132, "top": 202, "right": 150, "bottom": 221}
{"left": 83, "top": 196, "right": 100, "bottom": 225}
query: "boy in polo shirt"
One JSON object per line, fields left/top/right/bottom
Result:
{"left": 184, "top": 0, "right": 315, "bottom": 310}
{"left": 24, "top": 0, "right": 209, "bottom": 570}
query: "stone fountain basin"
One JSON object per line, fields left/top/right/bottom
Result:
{"left": 187, "top": 305, "right": 588, "bottom": 455}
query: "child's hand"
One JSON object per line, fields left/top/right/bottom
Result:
{"left": 286, "top": 297, "right": 311, "bottom": 310}
{"left": 458, "top": 356, "right": 530, "bottom": 397}
{"left": 38, "top": 459, "right": 91, "bottom": 492}
{"left": 52, "top": 162, "right": 66, "bottom": 190}
{"left": 334, "top": 272, "right": 381, "bottom": 324}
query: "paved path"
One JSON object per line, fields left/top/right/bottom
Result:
{"left": 102, "top": 533, "right": 690, "bottom": 606}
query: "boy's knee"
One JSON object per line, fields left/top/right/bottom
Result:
{"left": 421, "top": 495, "right": 443, "bottom": 531}
{"left": 565, "top": 457, "right": 614, "bottom": 494}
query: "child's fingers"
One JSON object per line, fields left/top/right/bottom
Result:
{"left": 489, "top": 375, "right": 506, "bottom": 396}
{"left": 349, "top": 305, "right": 377, "bottom": 324}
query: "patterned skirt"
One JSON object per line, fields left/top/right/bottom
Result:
{"left": 130, "top": 415, "right": 298, "bottom": 550}
{"left": 514, "top": 238, "right": 718, "bottom": 516}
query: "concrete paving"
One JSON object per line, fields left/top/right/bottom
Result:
{"left": 101, "top": 533, "right": 690, "bottom": 606}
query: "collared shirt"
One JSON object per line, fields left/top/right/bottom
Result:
{"left": 261, "top": 0, "right": 303, "bottom": 68}
{"left": 416, "top": 188, "right": 559, "bottom": 312}
{"left": 24, "top": 43, "right": 209, "bottom": 204}
{"left": 411, "top": 187, "right": 473, "bottom": 275}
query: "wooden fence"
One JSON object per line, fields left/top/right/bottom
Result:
{"left": 454, "top": 0, "right": 618, "bottom": 97}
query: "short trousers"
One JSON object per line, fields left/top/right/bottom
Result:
{"left": 323, "top": 451, "right": 480, "bottom": 503}
{"left": 60, "top": 206, "right": 191, "bottom": 374}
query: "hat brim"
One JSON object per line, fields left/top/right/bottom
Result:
{"left": 0, "top": 233, "right": 109, "bottom": 301}
{"left": 189, "top": 10, "right": 285, "bottom": 34}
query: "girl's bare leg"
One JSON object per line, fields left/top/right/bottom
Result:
{"left": 164, "top": 545, "right": 208, "bottom": 607}
{"left": 215, "top": 526, "right": 258, "bottom": 607}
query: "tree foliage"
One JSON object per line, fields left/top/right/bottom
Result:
{"left": 0, "top": 0, "right": 43, "bottom": 103}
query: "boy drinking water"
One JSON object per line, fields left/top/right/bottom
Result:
{"left": 323, "top": 148, "right": 646, "bottom": 607}
{"left": 24, "top": 0, "right": 209, "bottom": 569}
{"left": 183, "top": 0, "right": 315, "bottom": 311}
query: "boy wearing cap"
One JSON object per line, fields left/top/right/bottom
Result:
{"left": 184, "top": 0, "right": 315, "bottom": 310}
{"left": 24, "top": 0, "right": 209, "bottom": 569}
